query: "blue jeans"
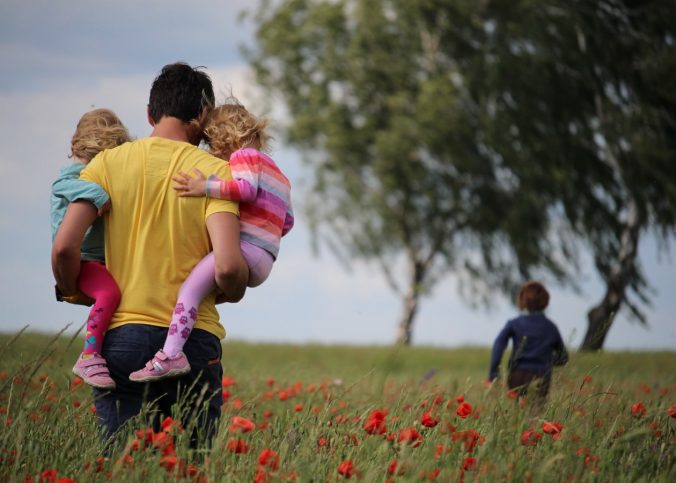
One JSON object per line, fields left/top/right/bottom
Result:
{"left": 93, "top": 324, "right": 223, "bottom": 447}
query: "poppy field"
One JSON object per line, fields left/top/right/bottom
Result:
{"left": 0, "top": 332, "right": 674, "bottom": 482}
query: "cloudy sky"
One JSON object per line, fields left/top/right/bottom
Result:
{"left": 1, "top": 0, "right": 674, "bottom": 351}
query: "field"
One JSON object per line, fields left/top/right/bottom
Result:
{"left": 0, "top": 331, "right": 674, "bottom": 482}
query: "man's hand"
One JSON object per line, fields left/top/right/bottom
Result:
{"left": 55, "top": 285, "right": 94, "bottom": 306}
{"left": 172, "top": 169, "right": 207, "bottom": 197}
{"left": 206, "top": 212, "right": 248, "bottom": 303}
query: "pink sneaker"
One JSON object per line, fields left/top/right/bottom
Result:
{"left": 72, "top": 353, "right": 116, "bottom": 390}
{"left": 129, "top": 351, "right": 191, "bottom": 382}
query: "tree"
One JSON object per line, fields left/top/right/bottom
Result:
{"left": 244, "top": 0, "right": 676, "bottom": 346}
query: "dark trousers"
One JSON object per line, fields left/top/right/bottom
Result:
{"left": 507, "top": 368, "right": 552, "bottom": 400}
{"left": 93, "top": 324, "right": 223, "bottom": 448}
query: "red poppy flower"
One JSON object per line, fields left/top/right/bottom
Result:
{"left": 521, "top": 429, "right": 542, "bottom": 446}
{"left": 462, "top": 457, "right": 477, "bottom": 471}
{"left": 337, "top": 460, "right": 355, "bottom": 479}
{"left": 230, "top": 416, "right": 256, "bottom": 433}
{"left": 631, "top": 402, "right": 647, "bottom": 418}
{"left": 542, "top": 421, "right": 563, "bottom": 438}
{"left": 456, "top": 402, "right": 473, "bottom": 419}
{"left": 388, "top": 459, "right": 405, "bottom": 476}
{"left": 421, "top": 411, "right": 439, "bottom": 428}
{"left": 41, "top": 469, "right": 58, "bottom": 483}
{"left": 294, "top": 404, "right": 303, "bottom": 412}
{"left": 456, "top": 394, "right": 464, "bottom": 403}
{"left": 452, "top": 429, "right": 483, "bottom": 452}
{"left": 364, "top": 409, "right": 387, "bottom": 435}
{"left": 258, "top": 448, "right": 280, "bottom": 471}
{"left": 398, "top": 427, "right": 423, "bottom": 447}
{"left": 667, "top": 405, "right": 676, "bottom": 418}
{"left": 226, "top": 438, "right": 249, "bottom": 454}
{"left": 221, "top": 376, "right": 236, "bottom": 387}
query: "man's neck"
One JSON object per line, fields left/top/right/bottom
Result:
{"left": 150, "top": 116, "right": 192, "bottom": 143}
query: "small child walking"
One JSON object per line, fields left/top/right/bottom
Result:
{"left": 129, "top": 101, "right": 294, "bottom": 382}
{"left": 51, "top": 108, "right": 130, "bottom": 390}
{"left": 488, "top": 281, "right": 568, "bottom": 402}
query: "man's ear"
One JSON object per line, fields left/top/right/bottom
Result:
{"left": 147, "top": 106, "right": 155, "bottom": 127}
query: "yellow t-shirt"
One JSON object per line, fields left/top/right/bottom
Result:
{"left": 81, "top": 137, "right": 238, "bottom": 339}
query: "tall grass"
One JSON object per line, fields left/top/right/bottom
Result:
{"left": 0, "top": 332, "right": 674, "bottom": 482}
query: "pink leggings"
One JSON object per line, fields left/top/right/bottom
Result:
{"left": 162, "top": 241, "right": 273, "bottom": 357}
{"left": 77, "top": 261, "right": 121, "bottom": 355}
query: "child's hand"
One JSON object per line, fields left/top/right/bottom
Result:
{"left": 97, "top": 200, "right": 111, "bottom": 217}
{"left": 172, "top": 169, "right": 207, "bottom": 197}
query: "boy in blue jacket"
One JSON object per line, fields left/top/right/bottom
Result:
{"left": 488, "top": 281, "right": 568, "bottom": 401}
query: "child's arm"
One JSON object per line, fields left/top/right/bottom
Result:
{"left": 173, "top": 150, "right": 261, "bottom": 202}
{"left": 52, "top": 177, "right": 110, "bottom": 214}
{"left": 488, "top": 322, "right": 512, "bottom": 381}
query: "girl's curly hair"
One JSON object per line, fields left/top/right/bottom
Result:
{"left": 70, "top": 108, "right": 130, "bottom": 163}
{"left": 516, "top": 281, "right": 550, "bottom": 313}
{"left": 203, "top": 100, "right": 270, "bottom": 160}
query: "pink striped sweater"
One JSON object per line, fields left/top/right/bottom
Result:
{"left": 206, "top": 148, "right": 294, "bottom": 259}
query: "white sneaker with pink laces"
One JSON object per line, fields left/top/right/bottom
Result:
{"left": 129, "top": 350, "right": 191, "bottom": 382}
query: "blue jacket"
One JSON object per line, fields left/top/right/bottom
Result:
{"left": 488, "top": 312, "right": 568, "bottom": 380}
{"left": 50, "top": 162, "right": 109, "bottom": 262}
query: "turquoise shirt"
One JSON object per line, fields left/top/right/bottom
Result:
{"left": 50, "top": 162, "right": 110, "bottom": 262}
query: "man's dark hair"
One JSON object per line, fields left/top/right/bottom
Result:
{"left": 148, "top": 62, "right": 215, "bottom": 124}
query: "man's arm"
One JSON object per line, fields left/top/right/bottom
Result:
{"left": 52, "top": 201, "right": 98, "bottom": 296}
{"left": 206, "top": 212, "right": 248, "bottom": 303}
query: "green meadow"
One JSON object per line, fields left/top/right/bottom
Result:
{"left": 0, "top": 331, "right": 674, "bottom": 482}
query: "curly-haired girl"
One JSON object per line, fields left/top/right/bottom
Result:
{"left": 51, "top": 108, "right": 131, "bottom": 389}
{"left": 129, "top": 101, "right": 294, "bottom": 382}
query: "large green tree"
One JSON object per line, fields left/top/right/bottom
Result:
{"left": 244, "top": 0, "right": 676, "bottom": 346}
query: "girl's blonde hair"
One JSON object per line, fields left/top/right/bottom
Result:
{"left": 203, "top": 100, "right": 270, "bottom": 160}
{"left": 70, "top": 108, "right": 130, "bottom": 163}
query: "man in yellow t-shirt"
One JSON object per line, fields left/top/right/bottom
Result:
{"left": 52, "top": 62, "right": 248, "bottom": 445}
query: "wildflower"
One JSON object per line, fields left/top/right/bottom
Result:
{"left": 258, "top": 448, "right": 280, "bottom": 471}
{"left": 542, "top": 421, "right": 563, "bottom": 439}
{"left": 337, "top": 460, "right": 355, "bottom": 479}
{"left": 456, "top": 402, "right": 473, "bottom": 419}
{"left": 521, "top": 429, "right": 542, "bottom": 446}
{"left": 456, "top": 394, "right": 464, "bottom": 403}
{"left": 631, "top": 402, "right": 647, "bottom": 418}
{"left": 41, "top": 469, "right": 58, "bottom": 482}
{"left": 160, "top": 455, "right": 179, "bottom": 472}
{"left": 421, "top": 411, "right": 439, "bottom": 428}
{"left": 462, "top": 457, "right": 478, "bottom": 471}
{"left": 398, "top": 427, "right": 423, "bottom": 447}
{"left": 388, "top": 460, "right": 405, "bottom": 476}
{"left": 230, "top": 416, "right": 256, "bottom": 433}
{"left": 364, "top": 409, "right": 387, "bottom": 435}
{"left": 318, "top": 437, "right": 329, "bottom": 447}
{"left": 294, "top": 404, "right": 303, "bottom": 412}
{"left": 221, "top": 376, "right": 236, "bottom": 387}
{"left": 226, "top": 438, "right": 249, "bottom": 454}
{"left": 667, "top": 405, "right": 676, "bottom": 418}
{"left": 452, "top": 429, "right": 483, "bottom": 452}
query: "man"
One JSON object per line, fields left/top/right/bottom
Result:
{"left": 52, "top": 62, "right": 248, "bottom": 445}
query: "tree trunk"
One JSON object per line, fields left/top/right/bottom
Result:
{"left": 580, "top": 200, "right": 641, "bottom": 351}
{"left": 395, "top": 258, "right": 425, "bottom": 346}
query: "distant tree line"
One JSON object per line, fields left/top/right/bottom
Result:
{"left": 244, "top": 0, "right": 676, "bottom": 348}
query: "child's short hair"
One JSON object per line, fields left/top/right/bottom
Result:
{"left": 70, "top": 108, "right": 130, "bottom": 163}
{"left": 516, "top": 281, "right": 550, "bottom": 312}
{"left": 203, "top": 99, "right": 270, "bottom": 160}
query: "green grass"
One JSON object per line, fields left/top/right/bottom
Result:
{"left": 0, "top": 331, "right": 674, "bottom": 482}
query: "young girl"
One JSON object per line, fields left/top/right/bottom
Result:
{"left": 488, "top": 281, "right": 569, "bottom": 402}
{"left": 51, "top": 108, "right": 131, "bottom": 390}
{"left": 129, "top": 101, "right": 294, "bottom": 382}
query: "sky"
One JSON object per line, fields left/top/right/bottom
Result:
{"left": 0, "top": 0, "right": 674, "bottom": 352}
